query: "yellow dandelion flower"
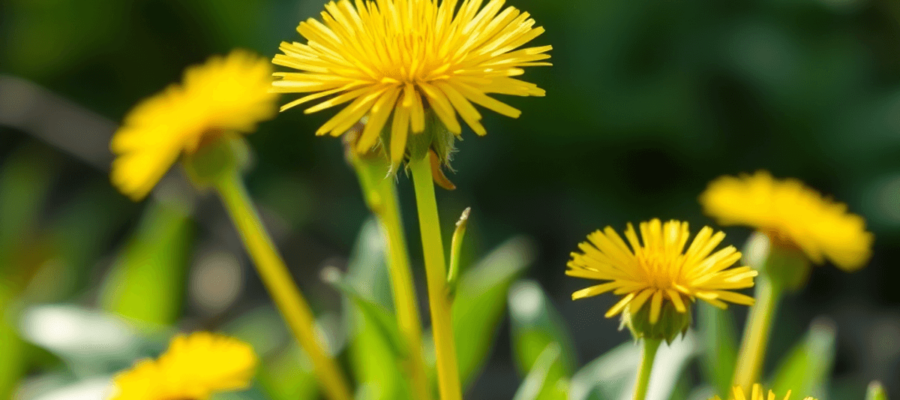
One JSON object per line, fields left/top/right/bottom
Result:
{"left": 711, "top": 384, "right": 817, "bottom": 400}
{"left": 109, "top": 332, "right": 257, "bottom": 400}
{"left": 111, "top": 50, "right": 277, "bottom": 200}
{"left": 272, "top": 0, "right": 552, "bottom": 163}
{"left": 700, "top": 171, "right": 873, "bottom": 271}
{"left": 567, "top": 219, "right": 757, "bottom": 324}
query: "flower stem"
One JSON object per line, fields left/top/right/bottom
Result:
{"left": 355, "top": 162, "right": 433, "bottom": 400}
{"left": 409, "top": 155, "right": 462, "bottom": 400}
{"left": 732, "top": 275, "right": 781, "bottom": 392}
{"left": 633, "top": 338, "right": 662, "bottom": 400}
{"left": 214, "top": 172, "right": 352, "bottom": 400}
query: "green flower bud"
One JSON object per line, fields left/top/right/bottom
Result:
{"left": 623, "top": 301, "right": 692, "bottom": 344}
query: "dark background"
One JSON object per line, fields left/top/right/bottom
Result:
{"left": 1, "top": 0, "right": 899, "bottom": 398}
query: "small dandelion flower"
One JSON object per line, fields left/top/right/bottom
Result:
{"left": 111, "top": 50, "right": 277, "bottom": 200}
{"left": 272, "top": 0, "right": 552, "bottom": 165}
{"left": 711, "top": 384, "right": 816, "bottom": 400}
{"left": 700, "top": 171, "right": 873, "bottom": 271}
{"left": 567, "top": 219, "right": 756, "bottom": 340}
{"left": 109, "top": 332, "right": 257, "bottom": 400}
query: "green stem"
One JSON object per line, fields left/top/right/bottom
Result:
{"left": 214, "top": 172, "right": 352, "bottom": 400}
{"left": 409, "top": 155, "right": 462, "bottom": 400}
{"left": 732, "top": 275, "right": 782, "bottom": 392}
{"left": 633, "top": 338, "right": 662, "bottom": 400}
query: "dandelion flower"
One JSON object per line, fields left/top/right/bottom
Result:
{"left": 272, "top": 0, "right": 552, "bottom": 164}
{"left": 109, "top": 332, "right": 258, "bottom": 400}
{"left": 111, "top": 50, "right": 277, "bottom": 200}
{"left": 700, "top": 171, "right": 873, "bottom": 271}
{"left": 711, "top": 384, "right": 816, "bottom": 400}
{"left": 567, "top": 219, "right": 757, "bottom": 328}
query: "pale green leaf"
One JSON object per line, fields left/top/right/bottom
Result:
{"left": 99, "top": 200, "right": 193, "bottom": 325}
{"left": 453, "top": 236, "right": 534, "bottom": 387}
{"left": 770, "top": 318, "right": 837, "bottom": 399}
{"left": 508, "top": 280, "right": 576, "bottom": 400}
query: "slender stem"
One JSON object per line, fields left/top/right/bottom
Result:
{"left": 409, "top": 155, "right": 462, "bottom": 400}
{"left": 634, "top": 338, "right": 662, "bottom": 400}
{"left": 215, "top": 172, "right": 352, "bottom": 400}
{"left": 732, "top": 275, "right": 781, "bottom": 392}
{"left": 633, "top": 338, "right": 662, "bottom": 400}
{"left": 371, "top": 179, "right": 433, "bottom": 400}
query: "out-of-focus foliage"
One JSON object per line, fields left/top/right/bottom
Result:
{"left": 509, "top": 280, "right": 576, "bottom": 400}
{"left": 100, "top": 200, "right": 193, "bottom": 326}
{"left": 453, "top": 237, "right": 534, "bottom": 387}
{"left": 770, "top": 319, "right": 837, "bottom": 399}
{"left": 698, "top": 304, "right": 739, "bottom": 397}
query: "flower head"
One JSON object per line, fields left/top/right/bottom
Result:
{"left": 700, "top": 171, "right": 873, "bottom": 271}
{"left": 272, "top": 0, "right": 551, "bottom": 164}
{"left": 711, "top": 384, "right": 816, "bottom": 400}
{"left": 109, "top": 332, "right": 258, "bottom": 400}
{"left": 111, "top": 50, "right": 277, "bottom": 200}
{"left": 567, "top": 219, "right": 757, "bottom": 328}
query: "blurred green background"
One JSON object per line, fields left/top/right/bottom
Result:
{"left": 1, "top": 0, "right": 899, "bottom": 399}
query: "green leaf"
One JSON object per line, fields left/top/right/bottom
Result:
{"left": 324, "top": 268, "right": 406, "bottom": 359}
{"left": 342, "top": 218, "right": 410, "bottom": 400}
{"left": 453, "top": 236, "right": 534, "bottom": 387}
{"left": 698, "top": 303, "right": 739, "bottom": 397}
{"left": 866, "top": 381, "right": 888, "bottom": 400}
{"left": 0, "top": 289, "right": 26, "bottom": 399}
{"left": 0, "top": 147, "right": 55, "bottom": 251}
{"left": 99, "top": 199, "right": 194, "bottom": 325}
{"left": 770, "top": 318, "right": 837, "bottom": 399}
{"left": 569, "top": 332, "right": 697, "bottom": 400}
{"left": 513, "top": 343, "right": 568, "bottom": 400}
{"left": 508, "top": 280, "right": 576, "bottom": 400}
{"left": 225, "top": 307, "right": 318, "bottom": 400}
{"left": 256, "top": 343, "right": 319, "bottom": 400}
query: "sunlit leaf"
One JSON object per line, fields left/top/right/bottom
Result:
{"left": 99, "top": 200, "right": 193, "bottom": 325}
{"left": 770, "top": 318, "right": 836, "bottom": 399}
{"left": 698, "top": 303, "right": 738, "bottom": 397}
{"left": 513, "top": 343, "right": 568, "bottom": 400}
{"left": 225, "top": 307, "right": 317, "bottom": 400}
{"left": 508, "top": 280, "right": 576, "bottom": 400}
{"left": 453, "top": 236, "right": 534, "bottom": 387}
{"left": 17, "top": 304, "right": 141, "bottom": 366}
{"left": 569, "top": 332, "right": 697, "bottom": 400}
{"left": 866, "top": 381, "right": 888, "bottom": 400}
{"left": 343, "top": 218, "right": 409, "bottom": 400}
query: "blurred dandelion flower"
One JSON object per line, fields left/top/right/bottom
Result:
{"left": 567, "top": 219, "right": 757, "bottom": 324}
{"left": 111, "top": 50, "right": 277, "bottom": 200}
{"left": 700, "top": 171, "right": 873, "bottom": 271}
{"left": 711, "top": 384, "right": 816, "bottom": 400}
{"left": 272, "top": 0, "right": 552, "bottom": 164}
{"left": 109, "top": 332, "right": 257, "bottom": 400}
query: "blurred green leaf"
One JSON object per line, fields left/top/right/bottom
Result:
{"left": 508, "top": 280, "right": 576, "bottom": 400}
{"left": 569, "top": 341, "right": 638, "bottom": 400}
{"left": 256, "top": 344, "right": 319, "bottom": 400}
{"left": 569, "top": 333, "right": 697, "bottom": 400}
{"left": 325, "top": 269, "right": 406, "bottom": 360}
{"left": 0, "top": 146, "right": 55, "bottom": 270}
{"left": 343, "top": 218, "right": 410, "bottom": 400}
{"left": 866, "top": 381, "right": 888, "bottom": 400}
{"left": 770, "top": 318, "right": 837, "bottom": 399}
{"left": 513, "top": 343, "right": 568, "bottom": 400}
{"left": 225, "top": 307, "right": 318, "bottom": 400}
{"left": 698, "top": 303, "right": 739, "bottom": 397}
{"left": 18, "top": 304, "right": 142, "bottom": 372}
{"left": 100, "top": 199, "right": 194, "bottom": 325}
{"left": 453, "top": 236, "right": 534, "bottom": 387}
{"left": 0, "top": 288, "right": 26, "bottom": 399}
